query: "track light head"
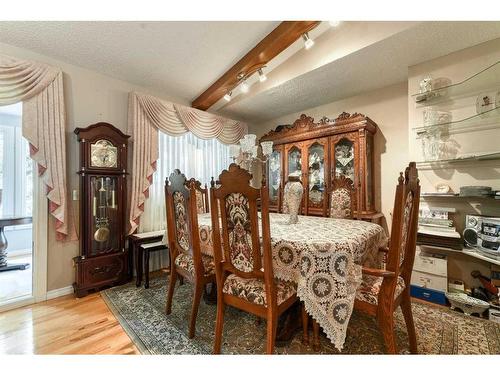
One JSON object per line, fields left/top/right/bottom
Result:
{"left": 258, "top": 68, "right": 267, "bottom": 82}
{"left": 302, "top": 32, "right": 314, "bottom": 50}
{"left": 223, "top": 91, "right": 232, "bottom": 102}
{"left": 240, "top": 79, "right": 249, "bottom": 93}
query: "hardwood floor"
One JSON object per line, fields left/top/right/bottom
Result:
{"left": 0, "top": 293, "right": 139, "bottom": 354}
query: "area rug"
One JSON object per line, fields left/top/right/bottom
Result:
{"left": 101, "top": 274, "right": 500, "bottom": 354}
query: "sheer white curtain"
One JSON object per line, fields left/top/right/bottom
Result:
{"left": 138, "top": 130, "right": 231, "bottom": 270}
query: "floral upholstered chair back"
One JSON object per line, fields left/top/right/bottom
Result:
{"left": 386, "top": 162, "right": 420, "bottom": 283}
{"left": 165, "top": 169, "right": 193, "bottom": 257}
{"left": 187, "top": 178, "right": 209, "bottom": 213}
{"left": 329, "top": 175, "right": 356, "bottom": 219}
{"left": 209, "top": 164, "right": 273, "bottom": 280}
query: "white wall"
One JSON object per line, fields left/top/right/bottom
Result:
{"left": 251, "top": 82, "right": 409, "bottom": 232}
{"left": 408, "top": 38, "right": 500, "bottom": 287}
{"left": 0, "top": 42, "right": 188, "bottom": 291}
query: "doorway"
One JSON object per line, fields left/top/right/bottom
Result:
{"left": 0, "top": 102, "right": 34, "bottom": 307}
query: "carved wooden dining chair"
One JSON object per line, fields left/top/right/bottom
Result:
{"left": 165, "top": 169, "right": 216, "bottom": 338}
{"left": 328, "top": 175, "right": 357, "bottom": 219}
{"left": 209, "top": 164, "right": 298, "bottom": 354}
{"left": 188, "top": 177, "right": 209, "bottom": 213}
{"left": 353, "top": 162, "right": 420, "bottom": 354}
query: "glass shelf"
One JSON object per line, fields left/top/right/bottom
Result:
{"left": 421, "top": 193, "right": 500, "bottom": 201}
{"left": 416, "top": 151, "right": 500, "bottom": 168}
{"left": 412, "top": 61, "right": 500, "bottom": 106}
{"left": 413, "top": 106, "right": 500, "bottom": 136}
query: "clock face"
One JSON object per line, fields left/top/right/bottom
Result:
{"left": 90, "top": 140, "right": 118, "bottom": 168}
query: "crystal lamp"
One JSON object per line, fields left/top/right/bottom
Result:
{"left": 229, "top": 134, "right": 273, "bottom": 171}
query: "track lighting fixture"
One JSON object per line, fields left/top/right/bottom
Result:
{"left": 223, "top": 91, "right": 232, "bottom": 102}
{"left": 258, "top": 68, "right": 267, "bottom": 82}
{"left": 240, "top": 79, "right": 249, "bottom": 93}
{"left": 302, "top": 32, "right": 314, "bottom": 50}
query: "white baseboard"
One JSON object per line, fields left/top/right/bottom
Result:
{"left": 0, "top": 286, "right": 74, "bottom": 313}
{"left": 46, "top": 285, "right": 74, "bottom": 300}
{"left": 0, "top": 295, "right": 35, "bottom": 313}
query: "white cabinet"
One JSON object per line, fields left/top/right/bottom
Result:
{"left": 411, "top": 248, "right": 448, "bottom": 292}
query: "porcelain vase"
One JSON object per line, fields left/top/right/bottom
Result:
{"left": 284, "top": 180, "right": 303, "bottom": 224}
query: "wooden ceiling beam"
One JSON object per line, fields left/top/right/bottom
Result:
{"left": 191, "top": 21, "right": 321, "bottom": 111}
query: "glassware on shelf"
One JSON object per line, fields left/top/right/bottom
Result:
{"left": 423, "top": 107, "right": 452, "bottom": 127}
{"left": 412, "top": 61, "right": 500, "bottom": 106}
{"left": 419, "top": 75, "right": 433, "bottom": 94}
{"left": 421, "top": 127, "right": 461, "bottom": 162}
{"left": 421, "top": 127, "right": 442, "bottom": 161}
{"left": 416, "top": 151, "right": 500, "bottom": 167}
{"left": 414, "top": 106, "right": 500, "bottom": 136}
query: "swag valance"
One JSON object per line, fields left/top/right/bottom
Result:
{"left": 128, "top": 92, "right": 247, "bottom": 233}
{"left": 0, "top": 54, "right": 70, "bottom": 240}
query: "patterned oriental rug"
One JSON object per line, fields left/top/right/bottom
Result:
{"left": 101, "top": 274, "right": 500, "bottom": 355}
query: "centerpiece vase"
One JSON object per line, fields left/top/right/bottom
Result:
{"left": 284, "top": 176, "right": 303, "bottom": 224}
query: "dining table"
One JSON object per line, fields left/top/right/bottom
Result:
{"left": 196, "top": 212, "right": 387, "bottom": 350}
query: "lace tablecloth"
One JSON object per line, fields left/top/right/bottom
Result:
{"left": 197, "top": 213, "right": 387, "bottom": 350}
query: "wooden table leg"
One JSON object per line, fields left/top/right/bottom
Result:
{"left": 203, "top": 282, "right": 217, "bottom": 305}
{"left": 301, "top": 305, "right": 309, "bottom": 345}
{"left": 135, "top": 244, "right": 143, "bottom": 287}
{"left": 275, "top": 301, "right": 302, "bottom": 347}
{"left": 144, "top": 249, "right": 150, "bottom": 289}
{"left": 312, "top": 319, "right": 321, "bottom": 352}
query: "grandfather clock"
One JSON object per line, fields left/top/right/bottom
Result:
{"left": 73, "top": 122, "right": 130, "bottom": 297}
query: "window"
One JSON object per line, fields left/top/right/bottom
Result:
{"left": 139, "top": 131, "right": 230, "bottom": 232}
{"left": 0, "top": 103, "right": 33, "bottom": 218}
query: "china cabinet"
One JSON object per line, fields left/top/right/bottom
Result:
{"left": 73, "top": 123, "right": 130, "bottom": 297}
{"left": 260, "top": 112, "right": 379, "bottom": 219}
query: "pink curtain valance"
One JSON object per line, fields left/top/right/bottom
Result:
{"left": 0, "top": 54, "right": 71, "bottom": 240}
{"left": 128, "top": 92, "right": 247, "bottom": 233}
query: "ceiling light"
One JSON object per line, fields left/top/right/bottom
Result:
{"left": 258, "top": 68, "right": 267, "bottom": 82}
{"left": 302, "top": 32, "right": 314, "bottom": 50}
{"left": 329, "top": 21, "right": 341, "bottom": 27}
{"left": 240, "top": 79, "right": 249, "bottom": 93}
{"left": 223, "top": 91, "right": 232, "bottom": 102}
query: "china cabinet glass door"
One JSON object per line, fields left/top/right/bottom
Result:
{"left": 287, "top": 146, "right": 302, "bottom": 180}
{"left": 306, "top": 141, "right": 326, "bottom": 210}
{"left": 331, "top": 135, "right": 358, "bottom": 214}
{"left": 332, "top": 137, "right": 356, "bottom": 181}
{"left": 90, "top": 176, "right": 119, "bottom": 256}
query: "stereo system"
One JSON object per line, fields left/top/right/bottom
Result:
{"left": 463, "top": 215, "right": 500, "bottom": 257}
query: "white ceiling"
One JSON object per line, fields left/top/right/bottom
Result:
{"left": 0, "top": 21, "right": 279, "bottom": 102}
{"left": 1, "top": 21, "right": 500, "bottom": 125}
{"left": 219, "top": 22, "right": 500, "bottom": 123}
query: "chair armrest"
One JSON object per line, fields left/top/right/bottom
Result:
{"left": 361, "top": 267, "right": 396, "bottom": 278}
